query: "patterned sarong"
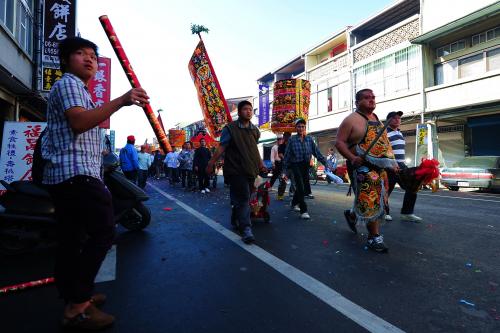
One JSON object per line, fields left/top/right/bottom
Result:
{"left": 352, "top": 118, "right": 396, "bottom": 224}
{"left": 353, "top": 165, "right": 389, "bottom": 224}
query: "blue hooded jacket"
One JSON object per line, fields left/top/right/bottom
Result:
{"left": 119, "top": 143, "right": 139, "bottom": 171}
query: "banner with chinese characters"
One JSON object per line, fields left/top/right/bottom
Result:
{"left": 0, "top": 122, "right": 47, "bottom": 191}
{"left": 42, "top": 0, "right": 77, "bottom": 91}
{"left": 258, "top": 84, "right": 270, "bottom": 127}
{"left": 88, "top": 57, "right": 111, "bottom": 128}
{"left": 188, "top": 40, "right": 231, "bottom": 138}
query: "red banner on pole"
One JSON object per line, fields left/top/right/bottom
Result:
{"left": 157, "top": 113, "right": 166, "bottom": 133}
{"left": 188, "top": 40, "right": 231, "bottom": 138}
{"left": 87, "top": 57, "right": 112, "bottom": 129}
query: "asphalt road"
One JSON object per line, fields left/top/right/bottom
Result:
{"left": 1, "top": 178, "right": 499, "bottom": 333}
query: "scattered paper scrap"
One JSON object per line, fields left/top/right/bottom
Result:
{"left": 459, "top": 299, "right": 475, "bottom": 307}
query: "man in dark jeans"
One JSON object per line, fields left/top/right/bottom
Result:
{"left": 385, "top": 111, "right": 422, "bottom": 222}
{"left": 277, "top": 132, "right": 291, "bottom": 200}
{"left": 41, "top": 37, "right": 149, "bottom": 330}
{"left": 283, "top": 118, "right": 329, "bottom": 220}
{"left": 269, "top": 135, "right": 284, "bottom": 189}
{"left": 193, "top": 138, "right": 212, "bottom": 193}
{"left": 207, "top": 100, "right": 266, "bottom": 244}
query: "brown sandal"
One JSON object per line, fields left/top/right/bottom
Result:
{"left": 62, "top": 305, "right": 114, "bottom": 331}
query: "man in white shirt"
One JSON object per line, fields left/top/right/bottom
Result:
{"left": 385, "top": 111, "right": 422, "bottom": 222}
{"left": 137, "top": 145, "right": 152, "bottom": 189}
{"left": 164, "top": 149, "right": 180, "bottom": 185}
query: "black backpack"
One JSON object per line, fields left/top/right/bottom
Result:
{"left": 31, "top": 128, "right": 47, "bottom": 185}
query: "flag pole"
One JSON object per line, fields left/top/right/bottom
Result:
{"left": 99, "top": 15, "right": 172, "bottom": 153}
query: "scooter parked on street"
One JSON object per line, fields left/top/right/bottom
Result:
{"left": 0, "top": 151, "right": 151, "bottom": 255}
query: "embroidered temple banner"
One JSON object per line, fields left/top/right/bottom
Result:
{"left": 188, "top": 40, "right": 231, "bottom": 138}
{"left": 271, "top": 79, "right": 311, "bottom": 133}
{"left": 168, "top": 129, "right": 186, "bottom": 148}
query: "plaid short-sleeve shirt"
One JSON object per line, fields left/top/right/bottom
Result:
{"left": 41, "top": 73, "right": 103, "bottom": 184}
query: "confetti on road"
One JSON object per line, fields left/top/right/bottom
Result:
{"left": 163, "top": 207, "right": 173, "bottom": 211}
{"left": 459, "top": 299, "right": 475, "bottom": 307}
{"left": 335, "top": 250, "right": 341, "bottom": 254}
{"left": 465, "top": 263, "right": 472, "bottom": 267}
{"left": 474, "top": 269, "right": 482, "bottom": 273}
{"left": 322, "top": 240, "right": 329, "bottom": 247}
{"left": 364, "top": 246, "right": 368, "bottom": 251}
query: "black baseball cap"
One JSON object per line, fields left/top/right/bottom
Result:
{"left": 387, "top": 111, "right": 403, "bottom": 119}
{"left": 294, "top": 118, "right": 306, "bottom": 126}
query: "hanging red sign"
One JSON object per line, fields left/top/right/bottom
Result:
{"left": 88, "top": 57, "right": 112, "bottom": 129}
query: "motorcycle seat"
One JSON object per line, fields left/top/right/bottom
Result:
{"left": 11, "top": 181, "right": 51, "bottom": 199}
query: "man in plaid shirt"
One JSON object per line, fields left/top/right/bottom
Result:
{"left": 41, "top": 37, "right": 149, "bottom": 330}
{"left": 283, "top": 118, "right": 330, "bottom": 219}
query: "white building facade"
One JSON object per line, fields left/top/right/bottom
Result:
{"left": 305, "top": 29, "right": 350, "bottom": 153}
{"left": 413, "top": 1, "right": 500, "bottom": 163}
{"left": 349, "top": 0, "right": 423, "bottom": 166}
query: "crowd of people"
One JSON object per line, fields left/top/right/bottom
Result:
{"left": 118, "top": 135, "right": 218, "bottom": 194}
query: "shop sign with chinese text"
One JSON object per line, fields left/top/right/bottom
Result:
{"left": 0, "top": 122, "right": 47, "bottom": 191}
{"left": 42, "top": 0, "right": 77, "bottom": 91}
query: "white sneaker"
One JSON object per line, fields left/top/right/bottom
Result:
{"left": 293, "top": 205, "right": 300, "bottom": 212}
{"left": 385, "top": 214, "right": 393, "bottom": 221}
{"left": 205, "top": 188, "right": 211, "bottom": 193}
{"left": 201, "top": 190, "right": 206, "bottom": 194}
{"left": 401, "top": 214, "right": 423, "bottom": 223}
{"left": 301, "top": 212, "right": 310, "bottom": 219}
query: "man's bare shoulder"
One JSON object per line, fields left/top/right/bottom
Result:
{"left": 339, "top": 112, "right": 361, "bottom": 127}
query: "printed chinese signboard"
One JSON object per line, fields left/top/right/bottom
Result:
{"left": 258, "top": 84, "right": 270, "bottom": 127}
{"left": 42, "top": 67, "right": 63, "bottom": 92}
{"left": 88, "top": 57, "right": 112, "bottom": 128}
{"left": 0, "top": 122, "right": 47, "bottom": 191}
{"left": 42, "top": 0, "right": 77, "bottom": 91}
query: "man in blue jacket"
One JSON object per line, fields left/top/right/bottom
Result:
{"left": 119, "top": 135, "right": 139, "bottom": 183}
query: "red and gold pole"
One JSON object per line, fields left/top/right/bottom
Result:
{"left": 99, "top": 15, "right": 172, "bottom": 153}
{"left": 0, "top": 277, "right": 54, "bottom": 294}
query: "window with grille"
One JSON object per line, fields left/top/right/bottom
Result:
{"left": 353, "top": 45, "right": 421, "bottom": 98}
{"left": 0, "top": 0, "right": 33, "bottom": 57}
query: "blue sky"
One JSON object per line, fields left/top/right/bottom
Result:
{"left": 77, "top": 0, "right": 392, "bottom": 145}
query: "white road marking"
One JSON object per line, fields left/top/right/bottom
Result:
{"left": 149, "top": 183, "right": 405, "bottom": 333}
{"left": 95, "top": 245, "right": 117, "bottom": 283}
